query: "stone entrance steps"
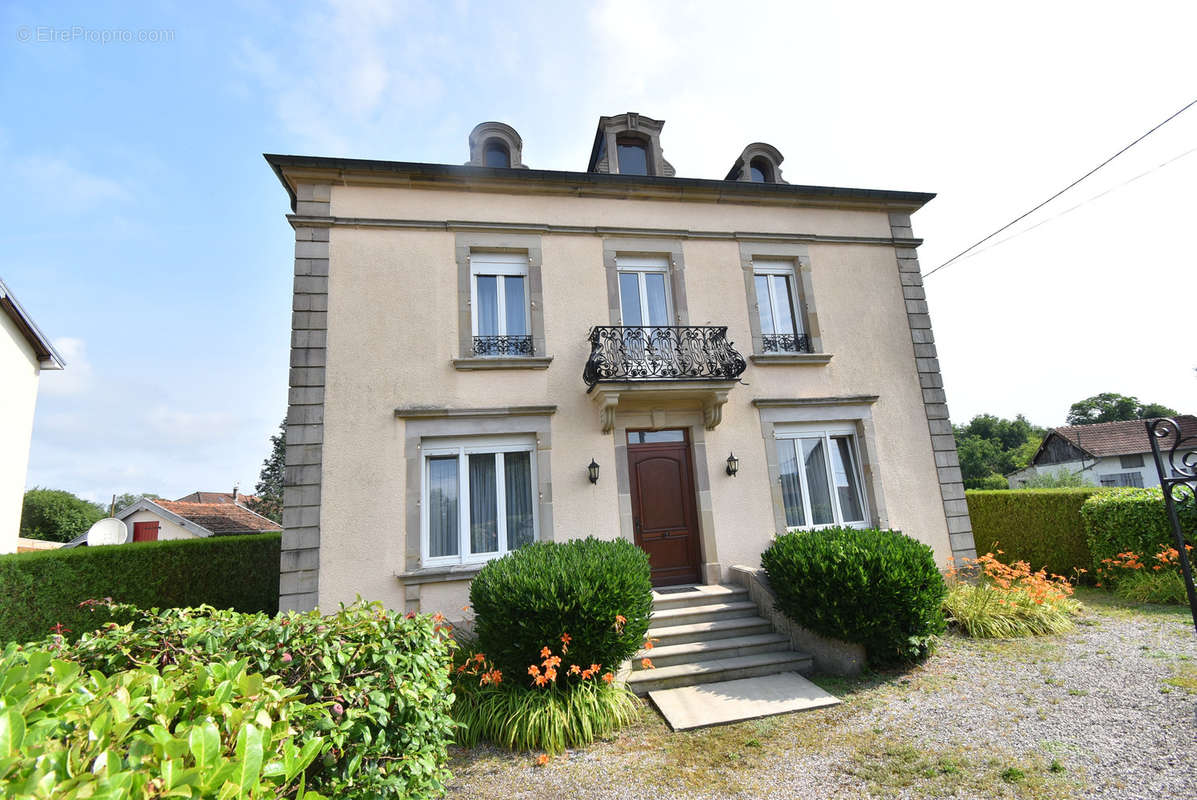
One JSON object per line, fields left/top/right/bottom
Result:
{"left": 627, "top": 584, "right": 812, "bottom": 695}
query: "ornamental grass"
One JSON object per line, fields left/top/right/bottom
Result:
{"left": 1098, "top": 545, "right": 1194, "bottom": 605}
{"left": 944, "top": 551, "right": 1082, "bottom": 638}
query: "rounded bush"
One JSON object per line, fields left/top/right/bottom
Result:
{"left": 469, "top": 538, "right": 653, "bottom": 682}
{"left": 762, "top": 527, "right": 947, "bottom": 666}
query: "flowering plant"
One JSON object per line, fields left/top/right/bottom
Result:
{"left": 944, "top": 550, "right": 1082, "bottom": 638}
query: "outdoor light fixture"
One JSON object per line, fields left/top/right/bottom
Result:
{"left": 588, "top": 459, "right": 600, "bottom": 484}
{"left": 726, "top": 452, "right": 740, "bottom": 477}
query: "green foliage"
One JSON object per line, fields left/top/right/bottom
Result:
{"left": 113, "top": 493, "right": 162, "bottom": 515}
{"left": 966, "top": 489, "right": 1101, "bottom": 578}
{"left": 943, "top": 584, "right": 1081, "bottom": 638}
{"left": 60, "top": 600, "right": 457, "bottom": 800}
{"left": 0, "top": 533, "right": 280, "bottom": 644}
{"left": 470, "top": 538, "right": 653, "bottom": 684}
{"left": 1080, "top": 488, "right": 1195, "bottom": 568}
{"left": 1065, "top": 392, "right": 1178, "bottom": 425}
{"left": 248, "top": 418, "right": 286, "bottom": 524}
{"left": 953, "top": 414, "right": 1047, "bottom": 489}
{"left": 1115, "top": 569, "right": 1189, "bottom": 605}
{"left": 0, "top": 644, "right": 327, "bottom": 800}
{"left": 761, "top": 527, "right": 947, "bottom": 666}
{"left": 1019, "top": 469, "right": 1094, "bottom": 489}
{"left": 452, "top": 678, "right": 639, "bottom": 755}
{"left": 18, "top": 488, "right": 105, "bottom": 543}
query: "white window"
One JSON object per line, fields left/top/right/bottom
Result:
{"left": 775, "top": 424, "right": 868, "bottom": 529}
{"left": 616, "top": 255, "right": 673, "bottom": 327}
{"left": 422, "top": 435, "right": 538, "bottom": 566}
{"left": 753, "top": 259, "right": 805, "bottom": 352}
{"left": 470, "top": 252, "right": 531, "bottom": 355}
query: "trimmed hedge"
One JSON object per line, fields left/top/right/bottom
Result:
{"left": 470, "top": 538, "right": 653, "bottom": 683}
{"left": 761, "top": 527, "right": 946, "bottom": 666}
{"left": 967, "top": 489, "right": 1102, "bottom": 578}
{"left": 1080, "top": 487, "right": 1196, "bottom": 567}
{"left": 0, "top": 532, "right": 280, "bottom": 644}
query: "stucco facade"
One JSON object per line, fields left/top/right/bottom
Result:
{"left": 268, "top": 125, "right": 974, "bottom": 615}
{"left": 121, "top": 508, "right": 202, "bottom": 541}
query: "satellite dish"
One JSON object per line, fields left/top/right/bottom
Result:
{"left": 87, "top": 518, "right": 127, "bottom": 547}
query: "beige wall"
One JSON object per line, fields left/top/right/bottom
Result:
{"left": 0, "top": 311, "right": 41, "bottom": 554}
{"left": 123, "top": 509, "right": 202, "bottom": 542}
{"left": 315, "top": 184, "right": 949, "bottom": 614}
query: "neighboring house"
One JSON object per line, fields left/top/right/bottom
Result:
{"left": 175, "top": 489, "right": 260, "bottom": 505}
{"left": 1007, "top": 415, "right": 1197, "bottom": 489}
{"left": 0, "top": 278, "right": 64, "bottom": 554}
{"left": 108, "top": 497, "right": 281, "bottom": 544}
{"left": 266, "top": 113, "right": 976, "bottom": 615}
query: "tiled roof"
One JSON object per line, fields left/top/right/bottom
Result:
{"left": 174, "top": 491, "right": 260, "bottom": 505}
{"left": 154, "top": 499, "right": 281, "bottom": 534}
{"left": 1044, "top": 415, "right": 1197, "bottom": 458}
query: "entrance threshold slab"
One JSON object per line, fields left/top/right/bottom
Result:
{"left": 647, "top": 672, "right": 840, "bottom": 731}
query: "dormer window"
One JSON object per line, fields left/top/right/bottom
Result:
{"left": 616, "top": 136, "right": 650, "bottom": 176}
{"left": 726, "top": 143, "right": 788, "bottom": 184}
{"left": 483, "top": 139, "right": 511, "bottom": 169}
{"left": 749, "top": 157, "right": 773, "bottom": 183}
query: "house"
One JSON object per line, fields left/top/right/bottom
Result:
{"left": 175, "top": 489, "right": 259, "bottom": 505}
{"left": 1007, "top": 415, "right": 1197, "bottom": 488}
{"left": 265, "top": 113, "right": 976, "bottom": 619}
{"left": 111, "top": 497, "right": 281, "bottom": 543}
{"left": 1, "top": 278, "right": 64, "bottom": 554}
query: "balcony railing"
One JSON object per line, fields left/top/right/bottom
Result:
{"left": 473, "top": 335, "right": 533, "bottom": 356}
{"left": 583, "top": 326, "right": 747, "bottom": 388}
{"left": 761, "top": 333, "right": 812, "bottom": 353}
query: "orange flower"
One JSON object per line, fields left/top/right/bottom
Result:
{"left": 474, "top": 653, "right": 486, "bottom": 663}
{"left": 544, "top": 667, "right": 557, "bottom": 682}
{"left": 590, "top": 663, "right": 601, "bottom": 673}
{"left": 543, "top": 655, "right": 562, "bottom": 670}
{"left": 614, "top": 614, "right": 627, "bottom": 633}
{"left": 533, "top": 673, "right": 549, "bottom": 687}
{"left": 581, "top": 668, "right": 594, "bottom": 679}
{"left": 528, "top": 665, "right": 541, "bottom": 677}
{"left": 641, "top": 658, "right": 655, "bottom": 670}
{"left": 643, "top": 637, "right": 655, "bottom": 650}
{"left": 602, "top": 672, "right": 614, "bottom": 684}
{"left": 561, "top": 632, "right": 572, "bottom": 646}
{"left": 535, "top": 754, "right": 550, "bottom": 767}
{"left": 569, "top": 664, "right": 582, "bottom": 675}
{"left": 432, "top": 612, "right": 445, "bottom": 623}
{"left": 540, "top": 646, "right": 553, "bottom": 659}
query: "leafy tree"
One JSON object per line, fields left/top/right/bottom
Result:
{"left": 1065, "top": 393, "right": 1178, "bottom": 425}
{"left": 248, "top": 418, "right": 285, "bottom": 524}
{"left": 112, "top": 493, "right": 162, "bottom": 515}
{"left": 19, "top": 488, "right": 106, "bottom": 543}
{"left": 953, "top": 414, "right": 1047, "bottom": 489}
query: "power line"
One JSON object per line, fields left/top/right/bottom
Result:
{"left": 924, "top": 96, "right": 1197, "bottom": 279}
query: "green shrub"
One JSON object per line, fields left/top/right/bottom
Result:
{"left": 761, "top": 527, "right": 946, "bottom": 666}
{"left": 1019, "top": 469, "right": 1095, "bottom": 489}
{"left": 1115, "top": 569, "right": 1190, "bottom": 605}
{"left": 967, "top": 489, "right": 1102, "bottom": 579}
{"left": 973, "top": 473, "right": 1011, "bottom": 490}
{"left": 58, "top": 600, "right": 456, "bottom": 800}
{"left": 0, "top": 533, "right": 280, "bottom": 644}
{"left": 1080, "top": 488, "right": 1195, "bottom": 568}
{"left": 469, "top": 538, "right": 653, "bottom": 683}
{"left": 0, "top": 644, "right": 328, "bottom": 799}
{"left": 19, "top": 487, "right": 105, "bottom": 542}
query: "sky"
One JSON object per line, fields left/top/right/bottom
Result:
{"left": 2, "top": 0, "right": 1195, "bottom": 503}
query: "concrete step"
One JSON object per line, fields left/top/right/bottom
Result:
{"left": 635, "top": 632, "right": 790, "bottom": 668}
{"left": 650, "top": 584, "right": 747, "bottom": 611}
{"left": 648, "top": 615, "right": 775, "bottom": 647}
{"left": 627, "top": 651, "right": 814, "bottom": 695}
{"left": 649, "top": 600, "right": 759, "bottom": 627}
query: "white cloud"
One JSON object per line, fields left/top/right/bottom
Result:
{"left": 14, "top": 156, "right": 130, "bottom": 211}
{"left": 37, "top": 337, "right": 92, "bottom": 396}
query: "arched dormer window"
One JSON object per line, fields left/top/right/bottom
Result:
{"left": 587, "top": 113, "right": 675, "bottom": 176}
{"left": 749, "top": 157, "right": 773, "bottom": 183}
{"left": 726, "top": 143, "right": 787, "bottom": 184}
{"left": 616, "top": 135, "right": 650, "bottom": 176}
{"left": 483, "top": 139, "right": 511, "bottom": 169}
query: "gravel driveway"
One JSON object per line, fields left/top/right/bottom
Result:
{"left": 446, "top": 592, "right": 1197, "bottom": 799}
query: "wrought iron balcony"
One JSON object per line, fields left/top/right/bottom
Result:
{"left": 761, "top": 333, "right": 812, "bottom": 353}
{"left": 473, "top": 335, "right": 533, "bottom": 356}
{"left": 583, "top": 326, "right": 747, "bottom": 388}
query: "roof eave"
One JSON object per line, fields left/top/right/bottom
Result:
{"left": 0, "top": 279, "right": 65, "bottom": 370}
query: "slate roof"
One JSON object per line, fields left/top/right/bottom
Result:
{"left": 1038, "top": 415, "right": 1197, "bottom": 460}
{"left": 153, "top": 499, "right": 281, "bottom": 534}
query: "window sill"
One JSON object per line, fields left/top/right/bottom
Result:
{"left": 453, "top": 356, "right": 553, "bottom": 370}
{"left": 750, "top": 352, "right": 833, "bottom": 366}
{"left": 396, "top": 563, "right": 485, "bottom": 585}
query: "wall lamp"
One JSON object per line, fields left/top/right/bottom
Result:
{"left": 726, "top": 452, "right": 740, "bottom": 477}
{"left": 588, "top": 459, "right": 601, "bottom": 484}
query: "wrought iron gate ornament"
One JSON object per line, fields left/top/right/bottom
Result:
{"left": 1146, "top": 417, "right": 1197, "bottom": 632}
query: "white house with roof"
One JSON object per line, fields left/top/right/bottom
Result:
{"left": 1, "top": 278, "right": 64, "bottom": 554}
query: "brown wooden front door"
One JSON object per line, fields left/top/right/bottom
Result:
{"left": 627, "top": 430, "right": 702, "bottom": 586}
{"left": 132, "top": 521, "right": 159, "bottom": 542}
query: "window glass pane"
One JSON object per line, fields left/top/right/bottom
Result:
{"left": 802, "top": 437, "right": 834, "bottom": 525}
{"left": 831, "top": 436, "right": 865, "bottom": 522}
{"left": 504, "top": 451, "right": 535, "bottom": 549}
{"left": 750, "top": 164, "right": 767, "bottom": 182}
{"left": 755, "top": 275, "right": 774, "bottom": 335}
{"left": 618, "top": 141, "right": 649, "bottom": 175}
{"left": 1119, "top": 453, "right": 1144, "bottom": 469}
{"left": 483, "top": 141, "right": 510, "bottom": 168}
{"left": 475, "top": 275, "right": 498, "bottom": 336}
{"left": 503, "top": 276, "right": 527, "bottom": 336}
{"left": 772, "top": 275, "right": 798, "bottom": 336}
{"left": 468, "top": 454, "right": 498, "bottom": 554}
{"left": 628, "top": 430, "right": 685, "bottom": 444}
{"left": 428, "top": 457, "right": 459, "bottom": 557}
{"left": 644, "top": 272, "right": 669, "bottom": 326}
{"left": 777, "top": 440, "right": 805, "bottom": 527}
{"left": 619, "top": 272, "right": 643, "bottom": 325}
